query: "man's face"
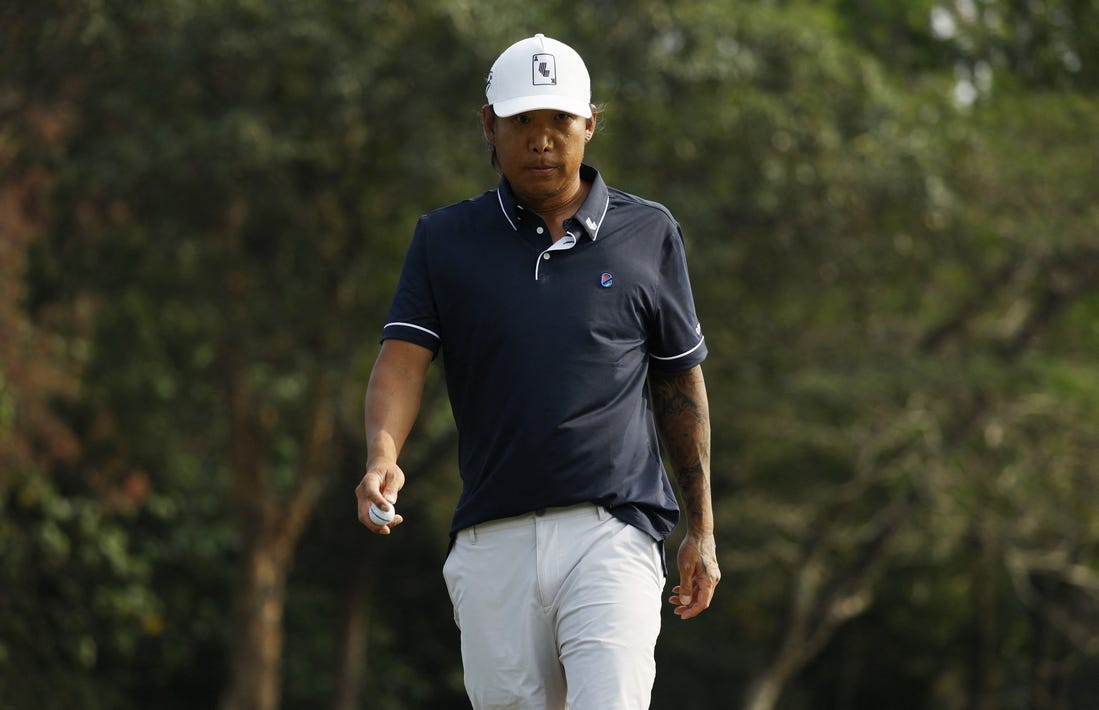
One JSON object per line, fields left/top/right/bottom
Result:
{"left": 482, "top": 107, "right": 596, "bottom": 205}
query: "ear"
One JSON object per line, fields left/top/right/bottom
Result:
{"left": 481, "top": 105, "right": 496, "bottom": 143}
{"left": 584, "top": 108, "right": 598, "bottom": 142}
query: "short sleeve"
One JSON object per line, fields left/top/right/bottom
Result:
{"left": 647, "top": 223, "right": 707, "bottom": 372}
{"left": 381, "top": 217, "right": 442, "bottom": 355}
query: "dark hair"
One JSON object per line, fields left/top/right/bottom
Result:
{"left": 484, "top": 106, "right": 499, "bottom": 171}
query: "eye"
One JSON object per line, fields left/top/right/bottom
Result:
{"left": 513, "top": 114, "right": 531, "bottom": 125}
{"left": 555, "top": 112, "right": 571, "bottom": 121}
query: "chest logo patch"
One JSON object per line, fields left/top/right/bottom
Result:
{"left": 600, "top": 272, "right": 614, "bottom": 288}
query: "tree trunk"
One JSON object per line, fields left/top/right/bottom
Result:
{"left": 221, "top": 540, "right": 293, "bottom": 710}
{"left": 333, "top": 556, "right": 374, "bottom": 710}
{"left": 219, "top": 370, "right": 337, "bottom": 710}
{"left": 743, "top": 660, "right": 798, "bottom": 710}
{"left": 742, "top": 493, "right": 916, "bottom": 710}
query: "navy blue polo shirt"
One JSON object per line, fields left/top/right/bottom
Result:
{"left": 382, "top": 164, "right": 707, "bottom": 541}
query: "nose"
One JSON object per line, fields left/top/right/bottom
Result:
{"left": 529, "top": 129, "right": 552, "bottom": 153}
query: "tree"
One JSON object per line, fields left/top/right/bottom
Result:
{"left": 1, "top": 6, "right": 164, "bottom": 705}
{"left": 7, "top": 0, "right": 1099, "bottom": 707}
{"left": 6, "top": 0, "right": 493, "bottom": 707}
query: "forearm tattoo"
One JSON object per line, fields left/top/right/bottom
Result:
{"left": 650, "top": 367, "right": 712, "bottom": 525}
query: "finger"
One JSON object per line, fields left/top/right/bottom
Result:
{"left": 378, "top": 512, "right": 406, "bottom": 534}
{"left": 380, "top": 483, "right": 400, "bottom": 506}
{"left": 675, "top": 571, "right": 718, "bottom": 619}
{"left": 676, "top": 589, "right": 712, "bottom": 619}
{"left": 358, "top": 469, "right": 383, "bottom": 497}
{"left": 674, "top": 592, "right": 707, "bottom": 619}
{"left": 675, "top": 568, "right": 698, "bottom": 607}
{"left": 667, "top": 584, "right": 697, "bottom": 611}
{"left": 357, "top": 495, "right": 378, "bottom": 528}
{"left": 368, "top": 465, "right": 404, "bottom": 504}
{"left": 362, "top": 470, "right": 396, "bottom": 509}
{"left": 357, "top": 476, "right": 389, "bottom": 529}
{"left": 360, "top": 509, "right": 405, "bottom": 534}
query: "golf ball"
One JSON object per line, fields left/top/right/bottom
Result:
{"left": 368, "top": 502, "right": 395, "bottom": 526}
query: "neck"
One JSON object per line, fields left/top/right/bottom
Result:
{"left": 521, "top": 176, "right": 591, "bottom": 241}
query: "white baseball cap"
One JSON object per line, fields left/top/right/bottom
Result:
{"left": 486, "top": 34, "right": 592, "bottom": 118}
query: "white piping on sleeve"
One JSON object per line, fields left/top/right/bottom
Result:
{"left": 383, "top": 321, "right": 441, "bottom": 340}
{"left": 650, "top": 336, "right": 706, "bottom": 361}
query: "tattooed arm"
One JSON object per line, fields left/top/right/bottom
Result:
{"left": 650, "top": 364, "right": 721, "bottom": 619}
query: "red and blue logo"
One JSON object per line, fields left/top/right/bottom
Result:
{"left": 600, "top": 272, "right": 614, "bottom": 288}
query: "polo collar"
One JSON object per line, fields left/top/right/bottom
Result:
{"left": 496, "top": 164, "right": 611, "bottom": 241}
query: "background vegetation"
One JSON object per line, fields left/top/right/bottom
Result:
{"left": 3, "top": 0, "right": 1098, "bottom": 708}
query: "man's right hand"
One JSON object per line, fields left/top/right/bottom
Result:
{"left": 359, "top": 339, "right": 431, "bottom": 535}
{"left": 356, "top": 463, "right": 406, "bottom": 534}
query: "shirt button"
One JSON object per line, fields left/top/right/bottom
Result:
{"left": 542, "top": 253, "right": 551, "bottom": 260}
{"left": 536, "top": 227, "right": 544, "bottom": 234}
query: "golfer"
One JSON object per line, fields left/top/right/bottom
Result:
{"left": 357, "top": 33, "right": 720, "bottom": 709}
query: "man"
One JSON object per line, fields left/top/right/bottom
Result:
{"left": 356, "top": 33, "right": 720, "bottom": 709}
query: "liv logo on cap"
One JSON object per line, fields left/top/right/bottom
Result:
{"left": 533, "top": 53, "right": 556, "bottom": 85}
{"left": 486, "top": 33, "right": 592, "bottom": 118}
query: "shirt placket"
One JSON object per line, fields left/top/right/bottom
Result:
{"left": 533, "top": 231, "right": 579, "bottom": 281}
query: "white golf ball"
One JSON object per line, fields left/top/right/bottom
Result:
{"left": 368, "top": 502, "right": 395, "bottom": 526}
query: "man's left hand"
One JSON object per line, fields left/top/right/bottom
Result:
{"left": 669, "top": 531, "right": 720, "bottom": 619}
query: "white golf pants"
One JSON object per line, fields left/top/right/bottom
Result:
{"left": 442, "top": 503, "right": 665, "bottom": 710}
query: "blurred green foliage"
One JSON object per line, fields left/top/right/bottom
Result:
{"left": 3, "top": 0, "right": 1099, "bottom": 708}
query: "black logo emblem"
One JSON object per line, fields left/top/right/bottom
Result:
{"left": 532, "top": 53, "right": 557, "bottom": 85}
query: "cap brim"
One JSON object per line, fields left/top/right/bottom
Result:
{"left": 493, "top": 95, "right": 592, "bottom": 118}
